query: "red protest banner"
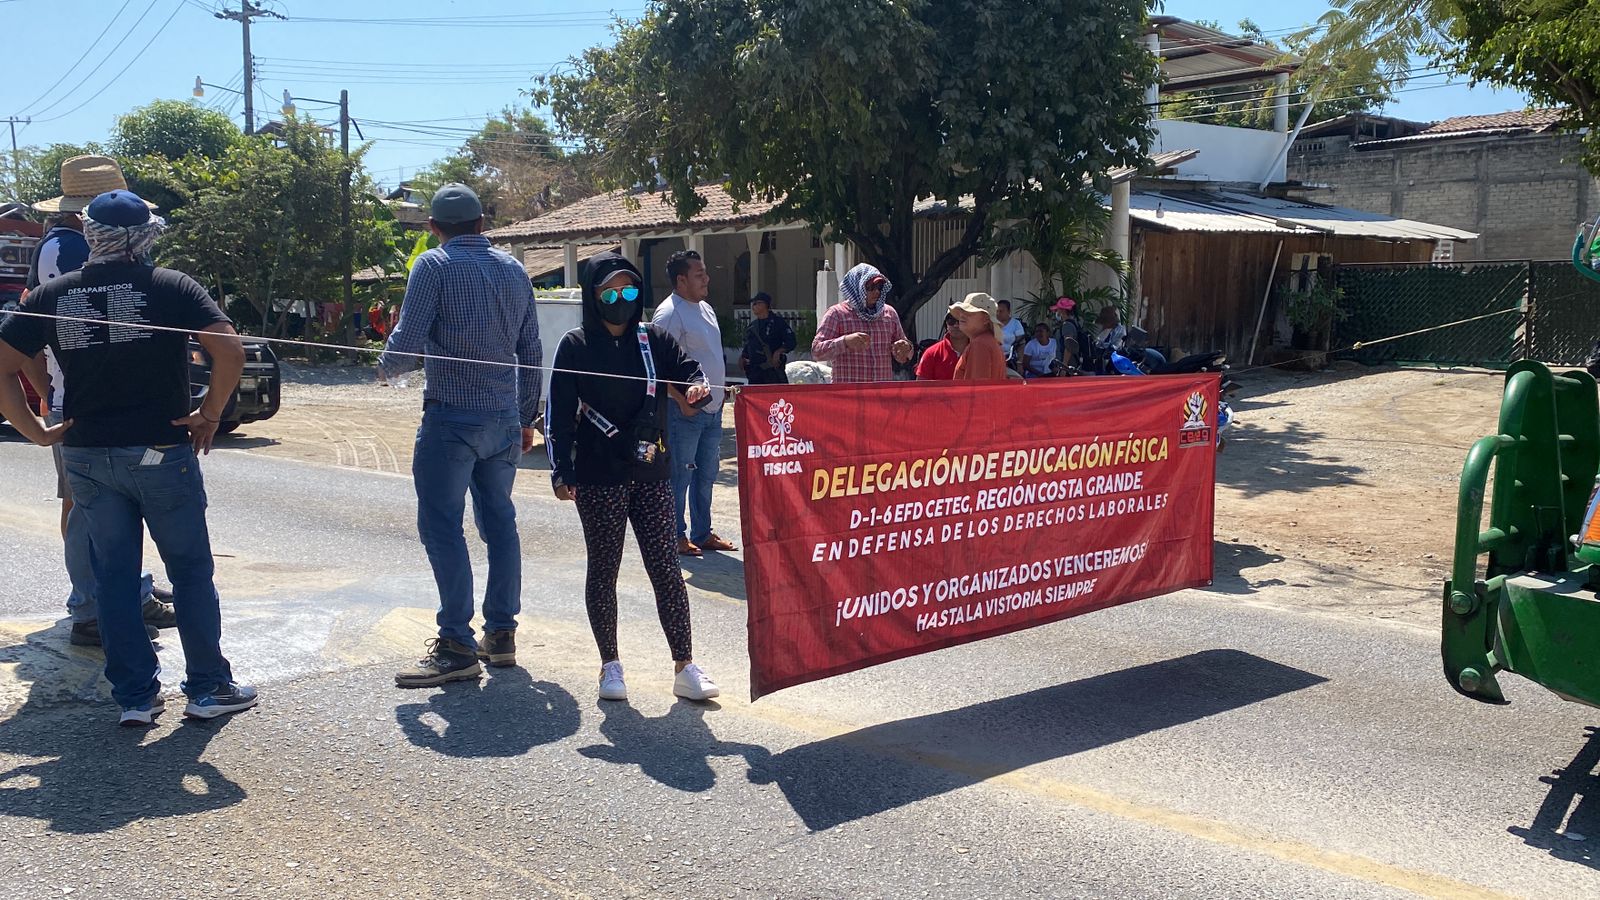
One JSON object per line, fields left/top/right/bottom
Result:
{"left": 735, "top": 375, "right": 1218, "bottom": 699}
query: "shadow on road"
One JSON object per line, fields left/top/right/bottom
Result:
{"left": 747, "top": 649, "right": 1326, "bottom": 831}
{"left": 1206, "top": 541, "right": 1288, "bottom": 595}
{"left": 680, "top": 551, "right": 747, "bottom": 603}
{"left": 0, "top": 626, "right": 244, "bottom": 834}
{"left": 1510, "top": 725, "right": 1600, "bottom": 869}
{"left": 395, "top": 668, "right": 579, "bottom": 758}
{"left": 1215, "top": 421, "right": 1366, "bottom": 497}
{"left": 578, "top": 700, "right": 768, "bottom": 792}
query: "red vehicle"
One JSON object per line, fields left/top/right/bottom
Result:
{"left": 0, "top": 215, "right": 44, "bottom": 418}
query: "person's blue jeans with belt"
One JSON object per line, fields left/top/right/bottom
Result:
{"left": 59, "top": 444, "right": 233, "bottom": 709}
{"left": 412, "top": 402, "right": 523, "bottom": 648}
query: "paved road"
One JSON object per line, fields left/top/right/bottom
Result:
{"left": 0, "top": 438, "right": 1597, "bottom": 899}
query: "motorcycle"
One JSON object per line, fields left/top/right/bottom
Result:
{"left": 1111, "top": 340, "right": 1238, "bottom": 452}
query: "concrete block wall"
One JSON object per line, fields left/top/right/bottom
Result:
{"left": 1289, "top": 133, "right": 1599, "bottom": 261}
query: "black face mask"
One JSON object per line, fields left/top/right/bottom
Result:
{"left": 600, "top": 298, "right": 637, "bottom": 326}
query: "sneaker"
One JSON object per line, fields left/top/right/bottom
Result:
{"left": 183, "top": 683, "right": 258, "bottom": 720}
{"left": 70, "top": 620, "right": 159, "bottom": 647}
{"left": 700, "top": 533, "right": 737, "bottom": 552}
{"left": 477, "top": 629, "right": 516, "bottom": 668}
{"left": 673, "top": 663, "right": 720, "bottom": 701}
{"left": 598, "top": 661, "right": 628, "bottom": 701}
{"left": 395, "top": 638, "right": 481, "bottom": 688}
{"left": 118, "top": 695, "right": 166, "bottom": 727}
{"left": 141, "top": 596, "right": 178, "bottom": 630}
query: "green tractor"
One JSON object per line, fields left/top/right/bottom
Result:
{"left": 1445, "top": 218, "right": 1600, "bottom": 705}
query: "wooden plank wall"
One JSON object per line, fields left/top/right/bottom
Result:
{"left": 1135, "top": 229, "right": 1432, "bottom": 358}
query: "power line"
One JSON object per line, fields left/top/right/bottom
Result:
{"left": 25, "top": 0, "right": 163, "bottom": 118}
{"left": 13, "top": 0, "right": 135, "bottom": 116}
{"left": 257, "top": 56, "right": 559, "bottom": 72}
{"left": 34, "top": 0, "right": 188, "bottom": 124}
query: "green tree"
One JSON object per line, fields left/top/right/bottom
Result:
{"left": 159, "top": 119, "right": 402, "bottom": 337}
{"left": 1451, "top": 0, "right": 1600, "bottom": 170}
{"left": 9, "top": 142, "right": 105, "bottom": 206}
{"left": 112, "top": 99, "right": 239, "bottom": 162}
{"left": 413, "top": 106, "right": 596, "bottom": 225}
{"left": 1163, "top": 19, "right": 1394, "bottom": 129}
{"left": 1296, "top": 0, "right": 1600, "bottom": 173}
{"left": 541, "top": 0, "right": 1153, "bottom": 325}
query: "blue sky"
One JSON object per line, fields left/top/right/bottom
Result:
{"left": 4, "top": 0, "right": 1529, "bottom": 191}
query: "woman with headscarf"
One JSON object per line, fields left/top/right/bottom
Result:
{"left": 811, "top": 263, "right": 913, "bottom": 383}
{"left": 545, "top": 250, "right": 722, "bottom": 703}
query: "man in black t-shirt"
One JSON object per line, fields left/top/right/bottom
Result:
{"left": 0, "top": 190, "right": 259, "bottom": 727}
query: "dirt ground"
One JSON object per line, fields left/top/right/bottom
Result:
{"left": 235, "top": 362, "right": 1511, "bottom": 624}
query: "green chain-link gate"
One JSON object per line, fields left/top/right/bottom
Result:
{"left": 1334, "top": 263, "right": 1526, "bottom": 366}
{"left": 1335, "top": 260, "right": 1600, "bottom": 367}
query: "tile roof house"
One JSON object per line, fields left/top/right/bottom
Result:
{"left": 481, "top": 19, "right": 1474, "bottom": 359}
{"left": 1290, "top": 108, "right": 1596, "bottom": 260}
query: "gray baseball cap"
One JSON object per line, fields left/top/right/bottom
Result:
{"left": 430, "top": 183, "right": 483, "bottom": 224}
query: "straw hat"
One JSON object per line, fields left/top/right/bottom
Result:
{"left": 33, "top": 155, "right": 154, "bottom": 213}
{"left": 949, "top": 292, "right": 1006, "bottom": 343}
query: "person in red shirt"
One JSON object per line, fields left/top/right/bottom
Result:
{"left": 951, "top": 293, "right": 1010, "bottom": 382}
{"left": 914, "top": 313, "right": 968, "bottom": 380}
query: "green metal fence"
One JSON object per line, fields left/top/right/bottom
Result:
{"left": 1334, "top": 262, "right": 1527, "bottom": 367}
{"left": 1527, "top": 262, "right": 1600, "bottom": 365}
{"left": 1334, "top": 260, "right": 1600, "bottom": 367}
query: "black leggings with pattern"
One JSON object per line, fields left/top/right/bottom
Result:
{"left": 574, "top": 479, "right": 693, "bottom": 663}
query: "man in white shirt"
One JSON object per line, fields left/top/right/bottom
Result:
{"left": 652, "top": 250, "right": 735, "bottom": 557}
{"left": 997, "top": 299, "right": 1027, "bottom": 363}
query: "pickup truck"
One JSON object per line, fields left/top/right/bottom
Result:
{"left": 190, "top": 336, "right": 281, "bottom": 434}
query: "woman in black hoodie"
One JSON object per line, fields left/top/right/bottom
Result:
{"left": 547, "top": 250, "right": 721, "bottom": 702}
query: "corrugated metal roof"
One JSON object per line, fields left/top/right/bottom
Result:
{"left": 1352, "top": 108, "right": 1565, "bottom": 148}
{"left": 1128, "top": 189, "right": 1477, "bottom": 241}
{"left": 1150, "top": 17, "right": 1300, "bottom": 90}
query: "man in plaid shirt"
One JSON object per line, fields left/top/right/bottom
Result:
{"left": 378, "top": 183, "right": 542, "bottom": 687}
{"left": 812, "top": 264, "right": 913, "bottom": 383}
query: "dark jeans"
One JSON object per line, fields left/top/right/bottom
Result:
{"left": 60, "top": 445, "right": 233, "bottom": 708}
{"left": 412, "top": 402, "right": 523, "bottom": 648}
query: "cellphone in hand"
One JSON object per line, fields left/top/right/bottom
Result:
{"left": 690, "top": 389, "right": 714, "bottom": 409}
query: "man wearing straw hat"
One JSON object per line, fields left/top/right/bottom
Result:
{"left": 23, "top": 155, "right": 177, "bottom": 648}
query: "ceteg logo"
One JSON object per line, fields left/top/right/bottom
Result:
{"left": 1179, "top": 390, "right": 1212, "bottom": 448}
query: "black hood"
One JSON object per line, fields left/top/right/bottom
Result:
{"left": 580, "top": 250, "right": 646, "bottom": 332}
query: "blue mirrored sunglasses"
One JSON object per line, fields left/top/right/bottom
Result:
{"left": 601, "top": 286, "right": 641, "bottom": 304}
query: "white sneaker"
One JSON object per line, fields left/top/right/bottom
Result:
{"left": 118, "top": 694, "right": 166, "bottom": 727}
{"left": 673, "top": 663, "right": 720, "bottom": 701}
{"left": 598, "top": 661, "right": 628, "bottom": 701}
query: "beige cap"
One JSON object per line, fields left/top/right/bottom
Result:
{"left": 33, "top": 155, "right": 154, "bottom": 213}
{"left": 949, "top": 292, "right": 1006, "bottom": 343}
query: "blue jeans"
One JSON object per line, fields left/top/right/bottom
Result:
{"left": 51, "top": 413, "right": 153, "bottom": 623}
{"left": 59, "top": 445, "right": 233, "bottom": 708}
{"left": 412, "top": 403, "right": 523, "bottom": 648}
{"left": 666, "top": 405, "right": 722, "bottom": 543}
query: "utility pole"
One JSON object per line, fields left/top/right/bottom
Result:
{"left": 3, "top": 116, "right": 27, "bottom": 201}
{"left": 215, "top": 1, "right": 284, "bottom": 135}
{"left": 340, "top": 89, "right": 354, "bottom": 346}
